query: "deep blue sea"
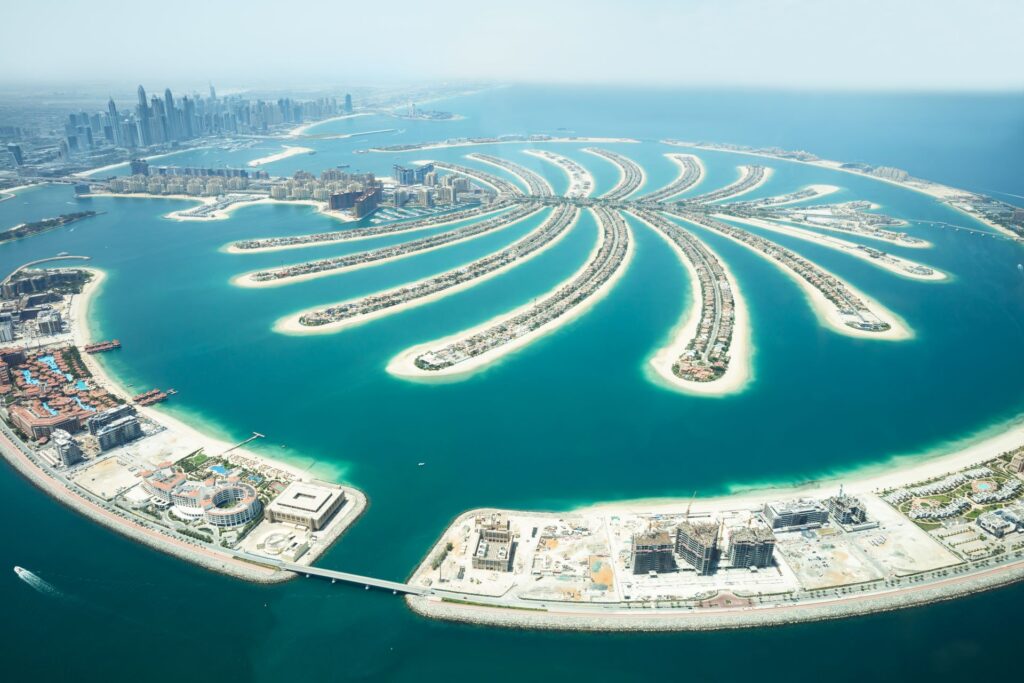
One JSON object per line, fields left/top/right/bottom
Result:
{"left": 2, "top": 85, "right": 1023, "bottom": 681}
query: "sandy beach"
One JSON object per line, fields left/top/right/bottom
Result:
{"left": 287, "top": 113, "right": 372, "bottom": 137}
{"left": 630, "top": 212, "right": 753, "bottom": 396}
{"left": 0, "top": 183, "right": 42, "bottom": 199}
{"left": 74, "top": 146, "right": 216, "bottom": 178}
{"left": 67, "top": 268, "right": 322, "bottom": 483}
{"left": 274, "top": 207, "right": 578, "bottom": 335}
{"left": 86, "top": 192, "right": 353, "bottom": 224}
{"left": 387, "top": 209, "right": 631, "bottom": 379}
{"left": 247, "top": 145, "right": 314, "bottom": 167}
{"left": 230, "top": 205, "right": 544, "bottom": 288}
{"left": 722, "top": 214, "right": 947, "bottom": 281}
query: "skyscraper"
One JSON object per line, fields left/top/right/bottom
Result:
{"left": 344, "top": 93, "right": 352, "bottom": 114}
{"left": 164, "top": 88, "right": 177, "bottom": 141}
{"left": 136, "top": 85, "right": 152, "bottom": 146}
{"left": 107, "top": 97, "right": 122, "bottom": 146}
{"left": 209, "top": 83, "right": 217, "bottom": 100}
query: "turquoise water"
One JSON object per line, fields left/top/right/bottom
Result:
{"left": 2, "top": 85, "right": 1024, "bottom": 681}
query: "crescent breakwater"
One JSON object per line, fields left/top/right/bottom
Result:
{"left": 389, "top": 206, "right": 631, "bottom": 378}
{"left": 233, "top": 203, "right": 544, "bottom": 287}
{"left": 276, "top": 204, "right": 579, "bottom": 334}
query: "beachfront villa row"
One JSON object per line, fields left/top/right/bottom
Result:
{"left": 300, "top": 204, "right": 578, "bottom": 327}
{"left": 678, "top": 211, "right": 892, "bottom": 332}
{"left": 583, "top": 148, "right": 644, "bottom": 201}
{"left": 681, "top": 165, "right": 767, "bottom": 204}
{"left": 249, "top": 203, "right": 541, "bottom": 282}
{"left": 469, "top": 154, "right": 552, "bottom": 196}
{"left": 643, "top": 154, "right": 703, "bottom": 203}
{"left": 233, "top": 198, "right": 512, "bottom": 250}
{"left": 635, "top": 210, "right": 736, "bottom": 382}
{"left": 526, "top": 150, "right": 593, "bottom": 197}
{"left": 432, "top": 161, "right": 523, "bottom": 197}
{"left": 414, "top": 208, "right": 628, "bottom": 371}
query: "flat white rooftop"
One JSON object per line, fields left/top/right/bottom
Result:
{"left": 268, "top": 481, "right": 340, "bottom": 514}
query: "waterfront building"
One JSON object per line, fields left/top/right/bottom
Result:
{"left": 826, "top": 491, "right": 869, "bottom": 526}
{"left": 978, "top": 511, "right": 1015, "bottom": 538}
{"left": 1009, "top": 452, "right": 1024, "bottom": 473}
{"left": 95, "top": 415, "right": 143, "bottom": 451}
{"left": 727, "top": 526, "right": 776, "bottom": 568}
{"left": 142, "top": 468, "right": 262, "bottom": 527}
{"left": 676, "top": 521, "right": 719, "bottom": 575}
{"left": 141, "top": 467, "right": 187, "bottom": 504}
{"left": 762, "top": 499, "right": 830, "bottom": 531}
{"left": 86, "top": 404, "right": 137, "bottom": 435}
{"left": 344, "top": 93, "right": 352, "bottom": 114}
{"left": 51, "top": 429, "right": 83, "bottom": 467}
{"left": 7, "top": 143, "right": 23, "bottom": 166}
{"left": 36, "top": 309, "right": 63, "bottom": 336}
{"left": 129, "top": 158, "right": 149, "bottom": 176}
{"left": 329, "top": 190, "right": 359, "bottom": 210}
{"left": 10, "top": 404, "right": 81, "bottom": 439}
{"left": 630, "top": 530, "right": 677, "bottom": 574}
{"left": 471, "top": 514, "right": 515, "bottom": 572}
{"left": 352, "top": 188, "right": 380, "bottom": 219}
{"left": 0, "top": 312, "right": 13, "bottom": 342}
{"left": 393, "top": 164, "right": 417, "bottom": 185}
{"left": 266, "top": 481, "right": 346, "bottom": 530}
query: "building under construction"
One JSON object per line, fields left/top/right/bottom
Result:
{"left": 630, "top": 530, "right": 677, "bottom": 574}
{"left": 676, "top": 521, "right": 720, "bottom": 575}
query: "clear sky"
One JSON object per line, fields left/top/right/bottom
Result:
{"left": 4, "top": 0, "right": 1022, "bottom": 90}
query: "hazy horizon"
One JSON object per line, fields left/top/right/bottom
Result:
{"left": 4, "top": 0, "right": 1023, "bottom": 92}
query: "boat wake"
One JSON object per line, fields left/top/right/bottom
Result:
{"left": 14, "top": 566, "right": 62, "bottom": 598}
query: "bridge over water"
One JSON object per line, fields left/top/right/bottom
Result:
{"left": 230, "top": 551, "right": 431, "bottom": 596}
